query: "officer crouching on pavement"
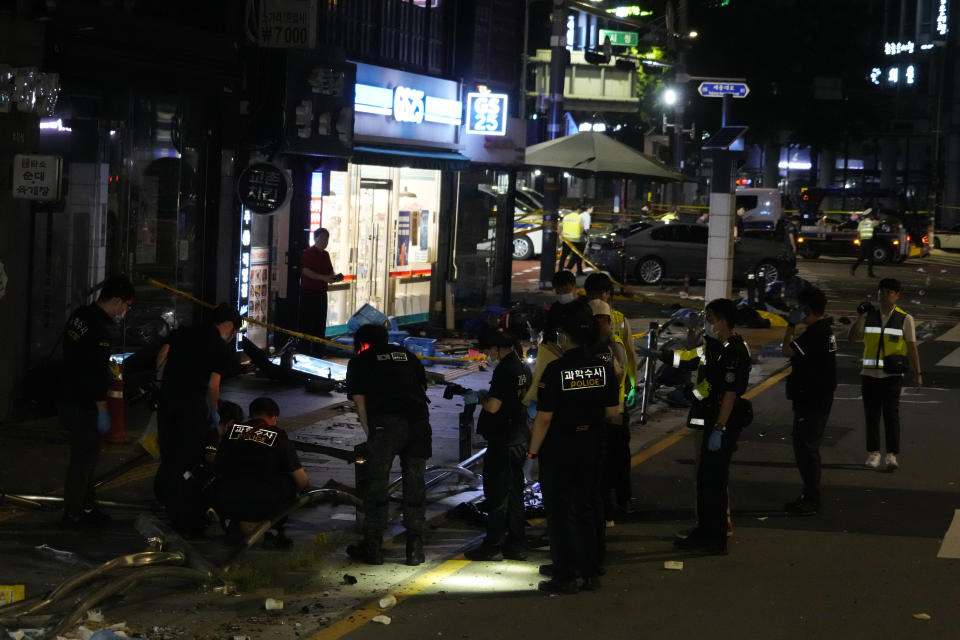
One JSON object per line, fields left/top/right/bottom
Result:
{"left": 528, "top": 301, "right": 621, "bottom": 594}
{"left": 208, "top": 397, "right": 310, "bottom": 548}
{"left": 463, "top": 327, "right": 532, "bottom": 561}
{"left": 345, "top": 324, "right": 432, "bottom": 566}
{"left": 639, "top": 298, "right": 752, "bottom": 555}
{"left": 781, "top": 286, "right": 837, "bottom": 514}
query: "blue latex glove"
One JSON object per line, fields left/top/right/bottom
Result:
{"left": 462, "top": 390, "right": 479, "bottom": 406}
{"left": 707, "top": 428, "right": 723, "bottom": 452}
{"left": 526, "top": 401, "right": 537, "bottom": 420}
{"left": 787, "top": 307, "right": 806, "bottom": 325}
{"left": 96, "top": 410, "right": 111, "bottom": 435}
{"left": 208, "top": 408, "right": 221, "bottom": 431}
{"left": 636, "top": 346, "right": 661, "bottom": 359}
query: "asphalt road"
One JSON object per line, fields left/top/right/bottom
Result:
{"left": 314, "top": 252, "right": 960, "bottom": 640}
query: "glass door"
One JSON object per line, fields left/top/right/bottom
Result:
{"left": 354, "top": 178, "right": 392, "bottom": 311}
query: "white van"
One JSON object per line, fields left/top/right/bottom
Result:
{"left": 735, "top": 187, "right": 783, "bottom": 231}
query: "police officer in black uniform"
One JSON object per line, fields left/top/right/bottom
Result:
{"left": 528, "top": 301, "right": 620, "bottom": 594}
{"left": 209, "top": 396, "right": 310, "bottom": 548}
{"left": 463, "top": 327, "right": 531, "bottom": 561}
{"left": 782, "top": 286, "right": 837, "bottom": 514}
{"left": 155, "top": 302, "right": 240, "bottom": 535}
{"left": 345, "top": 323, "right": 432, "bottom": 566}
{"left": 60, "top": 275, "right": 135, "bottom": 529}
{"left": 641, "top": 298, "right": 752, "bottom": 555}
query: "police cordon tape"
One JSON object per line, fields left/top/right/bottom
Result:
{"left": 558, "top": 236, "right": 704, "bottom": 341}
{"left": 138, "top": 275, "right": 486, "bottom": 364}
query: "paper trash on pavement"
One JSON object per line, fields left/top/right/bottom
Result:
{"left": 913, "top": 613, "right": 931, "bottom": 620}
{"left": 264, "top": 598, "right": 284, "bottom": 610}
{"left": 663, "top": 561, "right": 684, "bottom": 571}
{"left": 372, "top": 615, "right": 392, "bottom": 625}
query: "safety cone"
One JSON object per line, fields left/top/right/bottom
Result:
{"left": 103, "top": 377, "right": 130, "bottom": 443}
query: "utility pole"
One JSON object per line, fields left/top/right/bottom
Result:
{"left": 672, "top": 0, "right": 688, "bottom": 206}
{"left": 538, "top": 0, "right": 568, "bottom": 289}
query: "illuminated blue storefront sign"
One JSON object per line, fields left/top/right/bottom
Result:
{"left": 352, "top": 63, "right": 462, "bottom": 146}
{"left": 465, "top": 92, "right": 508, "bottom": 136}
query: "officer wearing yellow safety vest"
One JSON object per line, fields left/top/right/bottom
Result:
{"left": 558, "top": 203, "right": 591, "bottom": 275}
{"left": 638, "top": 299, "right": 752, "bottom": 555}
{"left": 848, "top": 278, "right": 922, "bottom": 471}
{"left": 851, "top": 207, "right": 878, "bottom": 278}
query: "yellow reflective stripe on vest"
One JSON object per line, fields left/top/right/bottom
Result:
{"left": 689, "top": 418, "right": 706, "bottom": 426}
{"left": 858, "top": 220, "right": 875, "bottom": 239}
{"left": 562, "top": 212, "right": 583, "bottom": 241}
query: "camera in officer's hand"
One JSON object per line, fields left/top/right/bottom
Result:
{"left": 857, "top": 300, "right": 874, "bottom": 316}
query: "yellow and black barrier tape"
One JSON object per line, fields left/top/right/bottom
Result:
{"left": 138, "top": 275, "right": 485, "bottom": 364}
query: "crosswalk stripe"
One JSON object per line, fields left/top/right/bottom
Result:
{"left": 935, "top": 322, "right": 960, "bottom": 342}
{"left": 937, "top": 510, "right": 960, "bottom": 558}
{"left": 935, "top": 345, "right": 960, "bottom": 367}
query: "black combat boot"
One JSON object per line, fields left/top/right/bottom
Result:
{"left": 406, "top": 535, "right": 425, "bottom": 566}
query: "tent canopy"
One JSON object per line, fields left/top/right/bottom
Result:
{"left": 524, "top": 131, "right": 685, "bottom": 181}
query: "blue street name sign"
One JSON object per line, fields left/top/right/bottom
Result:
{"left": 697, "top": 82, "right": 750, "bottom": 98}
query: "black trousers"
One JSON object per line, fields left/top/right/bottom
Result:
{"left": 156, "top": 397, "right": 210, "bottom": 533}
{"left": 480, "top": 443, "right": 527, "bottom": 550}
{"left": 362, "top": 414, "right": 430, "bottom": 541}
{"left": 559, "top": 241, "right": 587, "bottom": 274}
{"left": 209, "top": 474, "right": 298, "bottom": 523}
{"left": 852, "top": 239, "right": 876, "bottom": 273}
{"left": 62, "top": 403, "right": 100, "bottom": 517}
{"left": 602, "top": 419, "right": 632, "bottom": 518}
{"left": 300, "top": 290, "right": 328, "bottom": 354}
{"left": 861, "top": 375, "right": 902, "bottom": 454}
{"left": 540, "top": 427, "right": 602, "bottom": 580}
{"left": 695, "top": 424, "right": 742, "bottom": 544}
{"left": 792, "top": 398, "right": 832, "bottom": 504}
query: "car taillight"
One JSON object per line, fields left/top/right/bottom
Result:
{"left": 922, "top": 235, "right": 929, "bottom": 244}
{"left": 906, "top": 235, "right": 911, "bottom": 242}
{"left": 612, "top": 241, "right": 624, "bottom": 250}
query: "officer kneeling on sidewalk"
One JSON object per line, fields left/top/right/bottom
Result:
{"left": 639, "top": 298, "right": 752, "bottom": 555}
{"left": 463, "top": 327, "right": 532, "bottom": 561}
{"left": 209, "top": 396, "right": 310, "bottom": 549}
{"left": 345, "top": 324, "right": 432, "bottom": 566}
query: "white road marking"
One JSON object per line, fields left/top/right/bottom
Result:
{"left": 935, "top": 345, "right": 960, "bottom": 367}
{"left": 935, "top": 322, "right": 960, "bottom": 342}
{"left": 937, "top": 510, "right": 960, "bottom": 559}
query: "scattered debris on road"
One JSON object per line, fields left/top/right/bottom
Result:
{"left": 371, "top": 614, "right": 392, "bottom": 625}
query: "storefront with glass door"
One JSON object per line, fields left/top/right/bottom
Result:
{"left": 301, "top": 62, "right": 465, "bottom": 334}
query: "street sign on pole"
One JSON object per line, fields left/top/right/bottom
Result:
{"left": 598, "top": 29, "right": 639, "bottom": 46}
{"left": 697, "top": 81, "right": 750, "bottom": 98}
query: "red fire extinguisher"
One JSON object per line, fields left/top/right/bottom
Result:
{"left": 103, "top": 376, "right": 129, "bottom": 444}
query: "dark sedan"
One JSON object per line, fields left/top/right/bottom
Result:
{"left": 586, "top": 221, "right": 796, "bottom": 286}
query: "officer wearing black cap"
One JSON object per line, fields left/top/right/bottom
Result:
{"left": 155, "top": 302, "right": 240, "bottom": 535}
{"left": 528, "top": 300, "right": 620, "bottom": 594}
{"left": 639, "top": 298, "right": 752, "bottom": 554}
{"left": 60, "top": 274, "right": 135, "bottom": 530}
{"left": 345, "top": 323, "right": 431, "bottom": 566}
{"left": 463, "top": 327, "right": 531, "bottom": 561}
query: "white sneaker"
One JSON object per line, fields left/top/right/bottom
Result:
{"left": 885, "top": 453, "right": 899, "bottom": 470}
{"left": 865, "top": 451, "right": 882, "bottom": 469}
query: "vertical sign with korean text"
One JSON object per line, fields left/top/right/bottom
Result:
{"left": 12, "top": 154, "right": 61, "bottom": 201}
{"left": 259, "top": 0, "right": 317, "bottom": 49}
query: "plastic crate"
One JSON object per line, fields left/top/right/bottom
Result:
{"left": 403, "top": 336, "right": 437, "bottom": 358}
{"left": 347, "top": 303, "right": 389, "bottom": 333}
{"left": 388, "top": 330, "right": 410, "bottom": 344}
